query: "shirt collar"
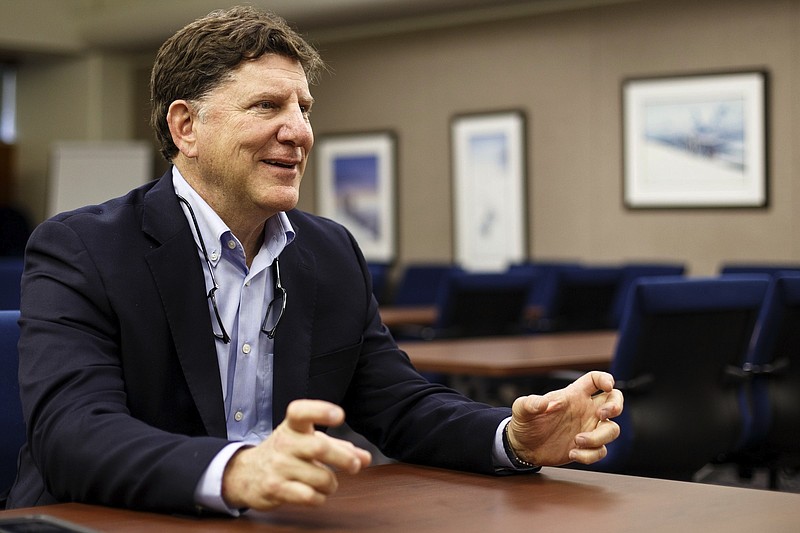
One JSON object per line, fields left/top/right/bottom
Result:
{"left": 171, "top": 166, "right": 295, "bottom": 266}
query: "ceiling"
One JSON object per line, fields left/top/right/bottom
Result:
{"left": 65, "top": 0, "right": 638, "bottom": 51}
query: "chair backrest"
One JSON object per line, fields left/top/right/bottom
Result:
{"left": 391, "top": 264, "right": 461, "bottom": 307}
{"left": 0, "top": 206, "right": 31, "bottom": 257}
{"left": 720, "top": 263, "right": 800, "bottom": 276}
{"left": 0, "top": 258, "right": 24, "bottom": 310}
{"left": 596, "top": 275, "right": 769, "bottom": 479}
{"left": 547, "top": 265, "right": 623, "bottom": 331}
{"left": 608, "top": 263, "right": 686, "bottom": 328}
{"left": 367, "top": 262, "right": 390, "bottom": 305}
{"left": 506, "top": 261, "right": 581, "bottom": 319}
{"left": 432, "top": 270, "right": 537, "bottom": 338}
{"left": 0, "top": 310, "right": 23, "bottom": 495}
{"left": 740, "top": 273, "right": 800, "bottom": 456}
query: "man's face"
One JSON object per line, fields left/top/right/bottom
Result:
{"left": 188, "top": 53, "right": 314, "bottom": 221}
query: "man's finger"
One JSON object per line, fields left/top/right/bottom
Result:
{"left": 597, "top": 388, "right": 624, "bottom": 420}
{"left": 568, "top": 445, "right": 608, "bottom": 465}
{"left": 583, "top": 370, "right": 615, "bottom": 394}
{"left": 575, "top": 419, "right": 620, "bottom": 449}
{"left": 512, "top": 394, "right": 550, "bottom": 420}
{"left": 284, "top": 399, "right": 346, "bottom": 434}
{"left": 299, "top": 434, "right": 372, "bottom": 474}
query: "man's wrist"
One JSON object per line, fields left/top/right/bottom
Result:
{"left": 502, "top": 422, "right": 538, "bottom": 469}
{"left": 194, "top": 442, "right": 251, "bottom": 516}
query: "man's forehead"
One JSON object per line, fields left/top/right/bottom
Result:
{"left": 203, "top": 56, "right": 310, "bottom": 99}
{"left": 234, "top": 54, "right": 308, "bottom": 79}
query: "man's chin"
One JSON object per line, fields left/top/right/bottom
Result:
{"left": 265, "top": 189, "right": 300, "bottom": 213}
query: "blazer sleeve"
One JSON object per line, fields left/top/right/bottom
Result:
{"left": 286, "top": 211, "right": 512, "bottom": 474}
{"left": 14, "top": 215, "right": 228, "bottom": 513}
{"left": 345, "top": 287, "right": 512, "bottom": 474}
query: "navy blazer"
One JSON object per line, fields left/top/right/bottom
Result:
{"left": 8, "top": 172, "right": 510, "bottom": 513}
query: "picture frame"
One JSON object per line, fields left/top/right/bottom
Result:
{"left": 315, "top": 131, "right": 397, "bottom": 263}
{"left": 623, "top": 70, "right": 768, "bottom": 208}
{"left": 451, "top": 110, "right": 527, "bottom": 271}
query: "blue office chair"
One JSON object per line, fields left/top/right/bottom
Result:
{"left": 734, "top": 273, "right": 800, "bottom": 488}
{"left": 0, "top": 206, "right": 31, "bottom": 257}
{"left": 391, "top": 263, "right": 461, "bottom": 307}
{"left": 546, "top": 265, "right": 623, "bottom": 331}
{"left": 429, "top": 270, "right": 538, "bottom": 339}
{"left": 506, "top": 261, "right": 581, "bottom": 332}
{"left": 720, "top": 263, "right": 800, "bottom": 276}
{"left": 367, "top": 262, "right": 391, "bottom": 305}
{"left": 608, "top": 263, "right": 686, "bottom": 328}
{"left": 0, "top": 310, "right": 24, "bottom": 506}
{"left": 0, "top": 258, "right": 23, "bottom": 310}
{"left": 582, "top": 275, "right": 769, "bottom": 480}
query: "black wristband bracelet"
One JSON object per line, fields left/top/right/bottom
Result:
{"left": 502, "top": 422, "right": 539, "bottom": 469}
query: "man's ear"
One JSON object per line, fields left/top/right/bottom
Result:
{"left": 166, "top": 100, "right": 199, "bottom": 158}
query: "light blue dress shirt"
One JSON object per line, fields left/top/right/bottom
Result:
{"left": 172, "top": 169, "right": 294, "bottom": 513}
{"left": 172, "top": 168, "right": 519, "bottom": 515}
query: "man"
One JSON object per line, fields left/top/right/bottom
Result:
{"left": 8, "top": 6, "right": 622, "bottom": 515}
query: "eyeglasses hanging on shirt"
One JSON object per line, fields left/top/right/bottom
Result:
{"left": 177, "top": 195, "right": 287, "bottom": 343}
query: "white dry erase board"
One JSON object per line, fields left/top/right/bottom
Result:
{"left": 48, "top": 141, "right": 153, "bottom": 217}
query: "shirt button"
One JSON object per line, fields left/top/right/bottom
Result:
{"left": 210, "top": 250, "right": 219, "bottom": 261}
{"left": 227, "top": 240, "right": 237, "bottom": 250}
{"left": 234, "top": 411, "right": 244, "bottom": 422}
{"left": 242, "top": 343, "right": 251, "bottom": 354}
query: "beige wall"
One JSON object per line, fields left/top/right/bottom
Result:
{"left": 11, "top": 0, "right": 800, "bottom": 275}
{"left": 302, "top": 0, "right": 800, "bottom": 275}
{"left": 15, "top": 52, "right": 147, "bottom": 219}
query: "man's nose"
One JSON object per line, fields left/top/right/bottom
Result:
{"left": 278, "top": 107, "right": 313, "bottom": 146}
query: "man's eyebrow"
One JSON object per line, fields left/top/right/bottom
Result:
{"left": 250, "top": 90, "right": 314, "bottom": 105}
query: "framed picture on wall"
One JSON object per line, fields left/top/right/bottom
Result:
{"left": 623, "top": 70, "right": 768, "bottom": 208}
{"left": 315, "top": 131, "right": 397, "bottom": 263}
{"left": 451, "top": 110, "right": 527, "bottom": 271}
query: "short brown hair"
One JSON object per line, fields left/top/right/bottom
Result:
{"left": 150, "top": 6, "right": 324, "bottom": 161}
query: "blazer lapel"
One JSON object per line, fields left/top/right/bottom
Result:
{"left": 271, "top": 236, "right": 316, "bottom": 426}
{"left": 141, "top": 174, "right": 227, "bottom": 438}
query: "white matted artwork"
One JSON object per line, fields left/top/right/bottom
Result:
{"left": 48, "top": 141, "right": 153, "bottom": 217}
{"left": 316, "top": 132, "right": 396, "bottom": 263}
{"left": 623, "top": 71, "right": 767, "bottom": 208}
{"left": 451, "top": 110, "right": 527, "bottom": 271}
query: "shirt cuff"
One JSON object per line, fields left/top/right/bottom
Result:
{"left": 194, "top": 441, "right": 252, "bottom": 516}
{"left": 492, "top": 417, "right": 541, "bottom": 473}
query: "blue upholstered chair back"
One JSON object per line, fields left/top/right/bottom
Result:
{"left": 0, "top": 258, "right": 23, "bottom": 310}
{"left": 392, "top": 264, "right": 461, "bottom": 307}
{"left": 506, "top": 262, "right": 580, "bottom": 324}
{"left": 739, "top": 273, "right": 800, "bottom": 456}
{"left": 608, "top": 263, "right": 686, "bottom": 328}
{"left": 547, "top": 265, "right": 623, "bottom": 331}
{"left": 592, "top": 275, "right": 769, "bottom": 479}
{"left": 432, "top": 270, "right": 537, "bottom": 338}
{"left": 0, "top": 310, "right": 24, "bottom": 498}
{"left": 367, "top": 263, "right": 390, "bottom": 305}
{"left": 720, "top": 263, "right": 800, "bottom": 276}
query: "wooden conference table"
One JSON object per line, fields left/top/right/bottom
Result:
{"left": 399, "top": 330, "right": 618, "bottom": 377}
{"left": 2, "top": 463, "right": 798, "bottom": 532}
{"left": 379, "top": 305, "right": 544, "bottom": 330}
{"left": 379, "top": 305, "right": 439, "bottom": 328}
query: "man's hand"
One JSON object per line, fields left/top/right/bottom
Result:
{"left": 506, "top": 371, "right": 623, "bottom": 467}
{"left": 221, "top": 399, "right": 372, "bottom": 511}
